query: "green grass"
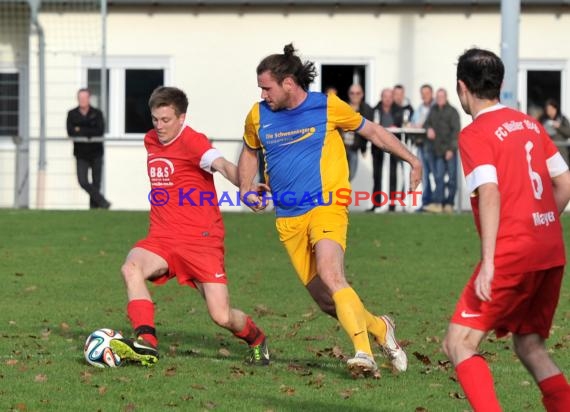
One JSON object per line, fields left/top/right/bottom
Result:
{"left": 1, "top": 210, "right": 569, "bottom": 411}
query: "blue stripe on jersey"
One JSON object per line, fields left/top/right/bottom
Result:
{"left": 258, "top": 92, "right": 328, "bottom": 217}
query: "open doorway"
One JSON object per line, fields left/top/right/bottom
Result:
{"left": 320, "top": 64, "right": 367, "bottom": 103}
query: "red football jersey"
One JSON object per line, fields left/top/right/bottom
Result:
{"left": 144, "top": 125, "right": 224, "bottom": 240}
{"left": 459, "top": 104, "right": 568, "bottom": 274}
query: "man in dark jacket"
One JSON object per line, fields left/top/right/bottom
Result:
{"left": 369, "top": 88, "right": 400, "bottom": 212}
{"left": 343, "top": 84, "right": 374, "bottom": 181}
{"left": 66, "top": 88, "right": 110, "bottom": 209}
{"left": 423, "top": 88, "right": 460, "bottom": 213}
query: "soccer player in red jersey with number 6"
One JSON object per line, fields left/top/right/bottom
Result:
{"left": 443, "top": 48, "right": 570, "bottom": 411}
{"left": 111, "top": 87, "right": 269, "bottom": 366}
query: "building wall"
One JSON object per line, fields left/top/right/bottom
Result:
{"left": 18, "top": 6, "right": 570, "bottom": 210}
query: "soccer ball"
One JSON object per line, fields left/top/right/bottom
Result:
{"left": 84, "top": 328, "right": 123, "bottom": 368}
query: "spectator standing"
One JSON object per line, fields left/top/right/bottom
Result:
{"left": 343, "top": 84, "right": 373, "bottom": 181}
{"left": 540, "top": 98, "right": 570, "bottom": 166}
{"left": 411, "top": 84, "right": 435, "bottom": 210}
{"left": 369, "top": 88, "right": 399, "bottom": 212}
{"left": 423, "top": 88, "right": 460, "bottom": 213}
{"left": 66, "top": 88, "right": 110, "bottom": 209}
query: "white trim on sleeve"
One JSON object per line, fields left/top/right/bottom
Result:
{"left": 465, "top": 164, "right": 498, "bottom": 193}
{"left": 546, "top": 152, "right": 569, "bottom": 177}
{"left": 200, "top": 148, "right": 223, "bottom": 174}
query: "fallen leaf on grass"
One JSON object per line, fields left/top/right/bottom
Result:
{"left": 230, "top": 366, "right": 245, "bottom": 377}
{"left": 60, "top": 322, "right": 70, "bottom": 332}
{"left": 413, "top": 351, "right": 432, "bottom": 365}
{"left": 34, "top": 374, "right": 47, "bottom": 383}
{"left": 124, "top": 403, "right": 136, "bottom": 412}
{"left": 254, "top": 304, "right": 274, "bottom": 317}
{"left": 202, "top": 401, "right": 217, "bottom": 410}
{"left": 6, "top": 359, "right": 18, "bottom": 366}
{"left": 339, "top": 388, "right": 354, "bottom": 399}
{"left": 415, "top": 408, "right": 428, "bottom": 412}
{"left": 449, "top": 391, "right": 466, "bottom": 399}
{"left": 301, "top": 308, "right": 317, "bottom": 318}
{"left": 191, "top": 384, "right": 206, "bottom": 390}
{"left": 398, "top": 339, "right": 413, "bottom": 348}
{"left": 520, "top": 380, "right": 531, "bottom": 386}
{"left": 98, "top": 386, "right": 107, "bottom": 395}
{"left": 280, "top": 385, "right": 295, "bottom": 396}
{"left": 181, "top": 394, "right": 194, "bottom": 401}
{"left": 164, "top": 367, "right": 176, "bottom": 377}
{"left": 13, "top": 403, "right": 27, "bottom": 411}
{"left": 287, "top": 363, "right": 312, "bottom": 376}
{"left": 25, "top": 285, "right": 37, "bottom": 292}
{"left": 80, "top": 371, "right": 93, "bottom": 383}
{"left": 307, "top": 373, "right": 325, "bottom": 388}
{"left": 218, "top": 348, "right": 231, "bottom": 358}
{"left": 41, "top": 329, "right": 51, "bottom": 340}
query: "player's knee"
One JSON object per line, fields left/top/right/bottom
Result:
{"left": 513, "top": 335, "right": 543, "bottom": 359}
{"left": 121, "top": 261, "right": 141, "bottom": 282}
{"left": 209, "top": 309, "right": 231, "bottom": 329}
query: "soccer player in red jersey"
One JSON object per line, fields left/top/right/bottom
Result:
{"left": 110, "top": 87, "right": 269, "bottom": 366}
{"left": 442, "top": 48, "right": 570, "bottom": 411}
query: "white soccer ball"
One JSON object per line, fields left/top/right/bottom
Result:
{"left": 84, "top": 328, "right": 123, "bottom": 368}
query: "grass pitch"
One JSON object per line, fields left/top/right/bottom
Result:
{"left": 1, "top": 210, "right": 569, "bottom": 411}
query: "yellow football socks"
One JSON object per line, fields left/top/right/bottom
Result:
{"left": 364, "top": 310, "right": 387, "bottom": 345}
{"left": 332, "top": 287, "right": 372, "bottom": 356}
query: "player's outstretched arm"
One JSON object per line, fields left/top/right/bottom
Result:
{"left": 211, "top": 157, "right": 239, "bottom": 187}
{"left": 552, "top": 170, "right": 570, "bottom": 214}
{"left": 238, "top": 145, "right": 269, "bottom": 212}
{"left": 358, "top": 120, "right": 422, "bottom": 190}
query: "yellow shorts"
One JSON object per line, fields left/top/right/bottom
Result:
{"left": 276, "top": 205, "right": 348, "bottom": 285}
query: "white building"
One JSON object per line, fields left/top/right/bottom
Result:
{"left": 0, "top": 0, "right": 568, "bottom": 210}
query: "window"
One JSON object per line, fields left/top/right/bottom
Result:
{"left": 0, "top": 72, "right": 19, "bottom": 136}
{"left": 125, "top": 69, "right": 163, "bottom": 133}
{"left": 518, "top": 60, "right": 567, "bottom": 120}
{"left": 320, "top": 64, "right": 367, "bottom": 103}
{"left": 82, "top": 56, "right": 170, "bottom": 138}
{"left": 526, "top": 70, "right": 561, "bottom": 118}
{"left": 310, "top": 57, "right": 374, "bottom": 107}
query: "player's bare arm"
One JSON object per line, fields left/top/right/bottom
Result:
{"left": 358, "top": 119, "right": 422, "bottom": 190}
{"left": 211, "top": 157, "right": 239, "bottom": 187}
{"left": 551, "top": 170, "right": 570, "bottom": 214}
{"left": 237, "top": 145, "right": 270, "bottom": 212}
{"left": 475, "top": 182, "right": 500, "bottom": 302}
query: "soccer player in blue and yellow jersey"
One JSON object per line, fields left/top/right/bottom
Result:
{"left": 238, "top": 44, "right": 422, "bottom": 377}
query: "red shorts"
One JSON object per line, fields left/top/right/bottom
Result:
{"left": 451, "top": 264, "right": 564, "bottom": 339}
{"left": 134, "top": 236, "right": 226, "bottom": 288}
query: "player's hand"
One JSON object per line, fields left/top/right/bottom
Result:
{"left": 409, "top": 160, "right": 422, "bottom": 191}
{"left": 445, "top": 150, "right": 454, "bottom": 161}
{"left": 241, "top": 183, "right": 271, "bottom": 213}
{"left": 475, "top": 261, "right": 494, "bottom": 302}
{"left": 427, "top": 128, "right": 436, "bottom": 140}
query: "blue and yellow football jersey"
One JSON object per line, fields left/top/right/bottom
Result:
{"left": 243, "top": 92, "right": 365, "bottom": 217}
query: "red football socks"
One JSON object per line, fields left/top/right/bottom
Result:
{"left": 234, "top": 316, "right": 265, "bottom": 347}
{"left": 539, "top": 374, "right": 570, "bottom": 412}
{"left": 456, "top": 355, "right": 502, "bottom": 412}
{"left": 127, "top": 299, "right": 158, "bottom": 347}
